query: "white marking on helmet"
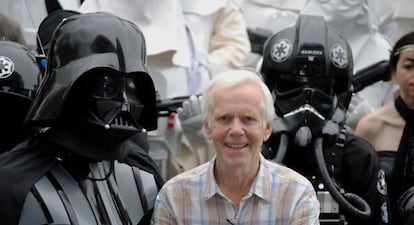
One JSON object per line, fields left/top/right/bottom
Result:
{"left": 330, "top": 44, "right": 348, "bottom": 68}
{"left": 0, "top": 56, "right": 15, "bottom": 79}
{"left": 271, "top": 39, "right": 292, "bottom": 63}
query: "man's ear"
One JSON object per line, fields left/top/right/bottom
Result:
{"left": 263, "top": 120, "right": 273, "bottom": 142}
{"left": 203, "top": 120, "right": 212, "bottom": 140}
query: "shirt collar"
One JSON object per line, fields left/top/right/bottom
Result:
{"left": 203, "top": 155, "right": 271, "bottom": 203}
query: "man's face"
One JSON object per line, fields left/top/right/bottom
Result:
{"left": 204, "top": 80, "right": 272, "bottom": 169}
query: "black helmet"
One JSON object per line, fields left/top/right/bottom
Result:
{"left": 36, "top": 9, "right": 80, "bottom": 55}
{"left": 0, "top": 41, "right": 40, "bottom": 100}
{"left": 261, "top": 15, "right": 352, "bottom": 145}
{"left": 26, "top": 12, "right": 157, "bottom": 131}
{"left": 0, "top": 40, "right": 41, "bottom": 151}
{"left": 392, "top": 186, "right": 414, "bottom": 225}
{"left": 262, "top": 14, "right": 352, "bottom": 98}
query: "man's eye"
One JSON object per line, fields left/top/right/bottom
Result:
{"left": 216, "top": 115, "right": 231, "bottom": 124}
{"left": 217, "top": 115, "right": 228, "bottom": 121}
{"left": 243, "top": 116, "right": 257, "bottom": 124}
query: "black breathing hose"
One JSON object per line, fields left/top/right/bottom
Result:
{"left": 314, "top": 137, "right": 372, "bottom": 221}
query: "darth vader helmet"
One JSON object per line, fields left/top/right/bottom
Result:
{"left": 25, "top": 12, "right": 158, "bottom": 159}
{"left": 0, "top": 40, "right": 41, "bottom": 151}
{"left": 261, "top": 15, "right": 353, "bottom": 145}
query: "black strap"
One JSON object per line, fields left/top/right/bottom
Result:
{"left": 390, "top": 96, "right": 414, "bottom": 207}
{"left": 395, "top": 96, "right": 414, "bottom": 121}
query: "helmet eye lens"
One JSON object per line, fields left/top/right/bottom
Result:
{"left": 275, "top": 79, "right": 302, "bottom": 93}
{"left": 125, "top": 77, "right": 138, "bottom": 101}
{"left": 297, "top": 61, "right": 323, "bottom": 77}
{"left": 92, "top": 74, "right": 119, "bottom": 99}
{"left": 275, "top": 73, "right": 334, "bottom": 96}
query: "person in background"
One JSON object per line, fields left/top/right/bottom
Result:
{"left": 180, "top": 0, "right": 251, "bottom": 75}
{"left": 78, "top": 0, "right": 251, "bottom": 180}
{"left": 0, "top": 12, "right": 163, "bottom": 225}
{"left": 169, "top": 0, "right": 251, "bottom": 179}
{"left": 165, "top": 95, "right": 215, "bottom": 179}
{"left": 79, "top": 0, "right": 207, "bottom": 99}
{"left": 44, "top": 0, "right": 84, "bottom": 14}
{"left": 0, "top": 12, "right": 27, "bottom": 45}
{"left": 355, "top": 31, "right": 414, "bottom": 220}
{"left": 261, "top": 15, "right": 384, "bottom": 224}
{"left": 151, "top": 69, "right": 320, "bottom": 225}
{"left": 35, "top": 9, "right": 80, "bottom": 77}
{"left": 376, "top": 0, "right": 414, "bottom": 45}
{"left": 0, "top": 40, "right": 41, "bottom": 152}
{"left": 1, "top": 0, "right": 48, "bottom": 50}
{"left": 240, "top": 0, "right": 306, "bottom": 68}
{"left": 300, "top": 0, "right": 398, "bottom": 132}
{"left": 36, "top": 9, "right": 80, "bottom": 56}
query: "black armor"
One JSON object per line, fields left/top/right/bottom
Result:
{"left": 0, "top": 12, "right": 163, "bottom": 225}
{"left": 261, "top": 15, "right": 382, "bottom": 225}
{"left": 0, "top": 40, "right": 40, "bottom": 152}
{"left": 261, "top": 14, "right": 353, "bottom": 145}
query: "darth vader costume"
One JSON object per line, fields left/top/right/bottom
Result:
{"left": 0, "top": 40, "right": 41, "bottom": 152}
{"left": 0, "top": 12, "right": 164, "bottom": 225}
{"left": 261, "top": 15, "right": 385, "bottom": 225}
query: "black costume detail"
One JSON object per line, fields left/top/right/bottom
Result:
{"left": 261, "top": 15, "right": 380, "bottom": 224}
{"left": 390, "top": 96, "right": 414, "bottom": 208}
{"left": 394, "top": 95, "right": 414, "bottom": 121}
{"left": 0, "top": 41, "right": 41, "bottom": 152}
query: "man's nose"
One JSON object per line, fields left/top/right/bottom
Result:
{"left": 229, "top": 118, "right": 245, "bottom": 136}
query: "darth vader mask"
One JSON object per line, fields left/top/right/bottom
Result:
{"left": 62, "top": 69, "right": 146, "bottom": 144}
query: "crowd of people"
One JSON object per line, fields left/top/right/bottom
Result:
{"left": 0, "top": 0, "right": 414, "bottom": 224}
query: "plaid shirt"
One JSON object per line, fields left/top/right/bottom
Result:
{"left": 151, "top": 155, "right": 320, "bottom": 225}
